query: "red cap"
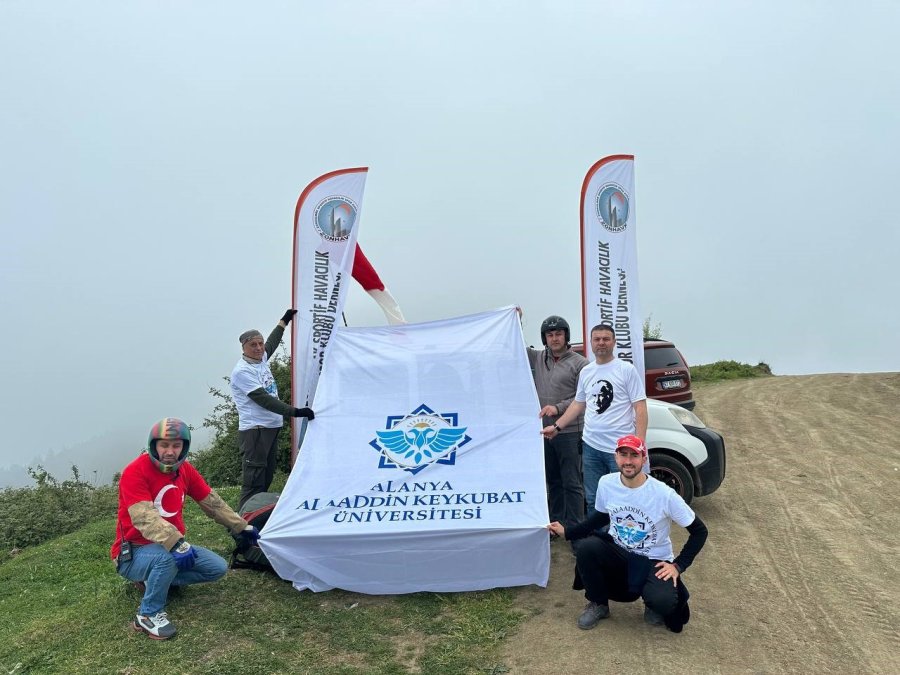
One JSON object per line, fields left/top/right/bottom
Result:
{"left": 615, "top": 434, "right": 646, "bottom": 456}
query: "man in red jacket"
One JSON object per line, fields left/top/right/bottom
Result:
{"left": 111, "top": 418, "right": 260, "bottom": 640}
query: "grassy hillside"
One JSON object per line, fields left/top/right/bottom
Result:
{"left": 0, "top": 487, "right": 521, "bottom": 675}
{"left": 3, "top": 363, "right": 779, "bottom": 673}
{"left": 690, "top": 360, "right": 772, "bottom": 383}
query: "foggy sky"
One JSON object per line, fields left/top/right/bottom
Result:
{"left": 1, "top": 1, "right": 897, "bottom": 480}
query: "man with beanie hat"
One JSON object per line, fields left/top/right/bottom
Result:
{"left": 548, "top": 435, "right": 708, "bottom": 634}
{"left": 230, "top": 309, "right": 314, "bottom": 508}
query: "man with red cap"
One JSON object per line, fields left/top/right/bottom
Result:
{"left": 548, "top": 434, "right": 708, "bottom": 633}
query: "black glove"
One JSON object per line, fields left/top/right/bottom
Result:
{"left": 293, "top": 407, "right": 315, "bottom": 420}
{"left": 233, "top": 526, "right": 260, "bottom": 553}
{"left": 280, "top": 309, "right": 298, "bottom": 325}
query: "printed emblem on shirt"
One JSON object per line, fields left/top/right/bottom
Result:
{"left": 590, "top": 379, "right": 614, "bottom": 415}
{"left": 609, "top": 507, "right": 659, "bottom": 556}
{"left": 153, "top": 484, "right": 185, "bottom": 518}
{"left": 262, "top": 369, "right": 277, "bottom": 396}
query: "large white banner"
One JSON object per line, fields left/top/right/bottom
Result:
{"left": 581, "top": 155, "right": 645, "bottom": 382}
{"left": 261, "top": 306, "right": 551, "bottom": 594}
{"left": 292, "top": 168, "right": 367, "bottom": 457}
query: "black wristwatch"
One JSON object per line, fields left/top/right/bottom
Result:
{"left": 552, "top": 423, "right": 561, "bottom": 431}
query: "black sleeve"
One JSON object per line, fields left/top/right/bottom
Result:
{"left": 264, "top": 324, "right": 286, "bottom": 359}
{"left": 673, "top": 515, "right": 708, "bottom": 572}
{"left": 564, "top": 511, "right": 610, "bottom": 541}
{"left": 247, "top": 388, "right": 294, "bottom": 417}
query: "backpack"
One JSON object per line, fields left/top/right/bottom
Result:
{"left": 230, "top": 492, "right": 279, "bottom": 572}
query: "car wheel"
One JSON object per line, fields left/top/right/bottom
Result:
{"left": 649, "top": 453, "right": 695, "bottom": 504}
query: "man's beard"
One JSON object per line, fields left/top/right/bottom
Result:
{"left": 619, "top": 463, "right": 641, "bottom": 478}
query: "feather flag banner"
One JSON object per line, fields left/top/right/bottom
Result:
{"left": 291, "top": 168, "right": 367, "bottom": 458}
{"left": 580, "top": 155, "right": 645, "bottom": 382}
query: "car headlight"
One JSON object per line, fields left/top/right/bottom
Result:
{"left": 668, "top": 406, "right": 706, "bottom": 429}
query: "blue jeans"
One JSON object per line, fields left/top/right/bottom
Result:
{"left": 117, "top": 543, "right": 228, "bottom": 615}
{"left": 582, "top": 441, "right": 619, "bottom": 516}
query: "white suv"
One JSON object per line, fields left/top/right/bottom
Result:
{"left": 645, "top": 399, "right": 726, "bottom": 504}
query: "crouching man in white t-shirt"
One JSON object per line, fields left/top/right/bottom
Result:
{"left": 548, "top": 435, "right": 708, "bottom": 633}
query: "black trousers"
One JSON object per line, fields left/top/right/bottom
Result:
{"left": 544, "top": 433, "right": 585, "bottom": 528}
{"left": 574, "top": 535, "right": 681, "bottom": 617}
{"left": 238, "top": 426, "right": 281, "bottom": 510}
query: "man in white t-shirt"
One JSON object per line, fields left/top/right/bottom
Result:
{"left": 230, "top": 309, "right": 314, "bottom": 509}
{"left": 541, "top": 323, "right": 647, "bottom": 515}
{"left": 549, "top": 435, "right": 708, "bottom": 633}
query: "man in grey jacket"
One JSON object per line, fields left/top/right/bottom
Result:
{"left": 231, "top": 309, "right": 315, "bottom": 509}
{"left": 527, "top": 315, "right": 589, "bottom": 528}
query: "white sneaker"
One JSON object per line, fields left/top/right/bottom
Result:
{"left": 133, "top": 612, "right": 177, "bottom": 640}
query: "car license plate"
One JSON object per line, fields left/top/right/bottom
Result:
{"left": 662, "top": 379, "right": 683, "bottom": 390}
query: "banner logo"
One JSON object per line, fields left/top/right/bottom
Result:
{"left": 370, "top": 404, "right": 471, "bottom": 475}
{"left": 314, "top": 196, "right": 358, "bottom": 242}
{"left": 595, "top": 183, "right": 629, "bottom": 233}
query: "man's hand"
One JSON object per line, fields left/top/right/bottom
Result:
{"left": 240, "top": 526, "right": 260, "bottom": 544}
{"left": 234, "top": 526, "right": 260, "bottom": 553}
{"left": 170, "top": 540, "right": 197, "bottom": 571}
{"left": 540, "top": 425, "right": 559, "bottom": 439}
{"left": 539, "top": 405, "right": 559, "bottom": 418}
{"left": 654, "top": 561, "right": 680, "bottom": 585}
{"left": 547, "top": 521, "right": 566, "bottom": 539}
{"left": 280, "top": 309, "right": 298, "bottom": 325}
{"left": 293, "top": 407, "right": 315, "bottom": 420}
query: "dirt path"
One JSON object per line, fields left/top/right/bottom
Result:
{"left": 501, "top": 373, "right": 900, "bottom": 674}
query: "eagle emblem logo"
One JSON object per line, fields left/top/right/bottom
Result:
{"left": 613, "top": 516, "right": 650, "bottom": 549}
{"left": 370, "top": 404, "right": 471, "bottom": 474}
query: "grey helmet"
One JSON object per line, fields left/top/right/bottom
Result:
{"left": 540, "top": 315, "right": 570, "bottom": 346}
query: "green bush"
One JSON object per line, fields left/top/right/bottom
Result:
{"left": 691, "top": 360, "right": 773, "bottom": 382}
{"left": 190, "top": 381, "right": 242, "bottom": 485}
{"left": 192, "top": 353, "right": 295, "bottom": 486}
{"left": 643, "top": 314, "right": 663, "bottom": 339}
{"left": 0, "top": 466, "right": 117, "bottom": 554}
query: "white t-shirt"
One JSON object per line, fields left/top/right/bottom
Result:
{"left": 230, "top": 355, "right": 285, "bottom": 430}
{"left": 595, "top": 473, "right": 695, "bottom": 561}
{"left": 575, "top": 358, "right": 645, "bottom": 452}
